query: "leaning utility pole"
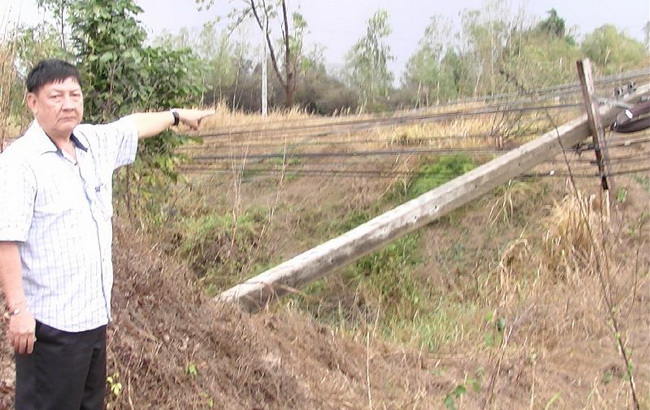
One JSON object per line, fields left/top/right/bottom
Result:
{"left": 577, "top": 58, "right": 614, "bottom": 199}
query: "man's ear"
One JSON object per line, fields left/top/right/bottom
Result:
{"left": 26, "top": 92, "right": 38, "bottom": 115}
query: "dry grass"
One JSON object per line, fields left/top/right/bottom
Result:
{"left": 482, "top": 182, "right": 648, "bottom": 408}
{"left": 542, "top": 189, "right": 609, "bottom": 281}
{"left": 194, "top": 101, "right": 362, "bottom": 134}
{"left": 181, "top": 100, "right": 582, "bottom": 168}
{"left": 0, "top": 25, "right": 18, "bottom": 152}
{"left": 386, "top": 105, "right": 579, "bottom": 149}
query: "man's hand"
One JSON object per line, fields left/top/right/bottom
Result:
{"left": 0, "top": 241, "right": 34, "bottom": 354}
{"left": 132, "top": 109, "right": 216, "bottom": 139}
{"left": 7, "top": 310, "right": 36, "bottom": 354}
{"left": 175, "top": 109, "right": 215, "bottom": 131}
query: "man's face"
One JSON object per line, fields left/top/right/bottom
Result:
{"left": 26, "top": 77, "right": 83, "bottom": 140}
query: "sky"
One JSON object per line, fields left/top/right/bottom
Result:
{"left": 2, "top": 0, "right": 649, "bottom": 79}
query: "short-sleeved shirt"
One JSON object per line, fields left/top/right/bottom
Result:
{"left": 0, "top": 118, "right": 138, "bottom": 332}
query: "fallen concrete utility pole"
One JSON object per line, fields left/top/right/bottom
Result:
{"left": 217, "top": 84, "right": 649, "bottom": 313}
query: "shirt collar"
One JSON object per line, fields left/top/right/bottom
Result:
{"left": 70, "top": 134, "right": 88, "bottom": 152}
{"left": 24, "top": 121, "right": 88, "bottom": 154}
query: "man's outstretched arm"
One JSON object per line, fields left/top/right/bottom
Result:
{"left": 127, "top": 109, "right": 215, "bottom": 139}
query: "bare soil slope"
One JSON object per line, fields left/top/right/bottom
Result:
{"left": 1, "top": 220, "right": 473, "bottom": 409}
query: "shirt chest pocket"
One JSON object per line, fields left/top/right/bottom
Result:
{"left": 34, "top": 179, "right": 86, "bottom": 221}
{"left": 34, "top": 163, "right": 113, "bottom": 223}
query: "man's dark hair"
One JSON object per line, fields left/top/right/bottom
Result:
{"left": 26, "top": 59, "right": 82, "bottom": 94}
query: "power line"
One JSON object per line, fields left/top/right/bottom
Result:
{"left": 194, "top": 103, "right": 582, "bottom": 140}
{"left": 181, "top": 166, "right": 645, "bottom": 180}
{"left": 190, "top": 146, "right": 510, "bottom": 161}
{"left": 192, "top": 121, "right": 602, "bottom": 154}
{"left": 179, "top": 76, "right": 650, "bottom": 189}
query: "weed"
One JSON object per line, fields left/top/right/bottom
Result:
{"left": 106, "top": 373, "right": 123, "bottom": 398}
{"left": 544, "top": 392, "right": 562, "bottom": 409}
{"left": 383, "top": 297, "right": 484, "bottom": 352}
{"left": 626, "top": 211, "right": 650, "bottom": 237}
{"left": 483, "top": 311, "right": 506, "bottom": 348}
{"left": 443, "top": 384, "right": 467, "bottom": 410}
{"left": 602, "top": 368, "right": 614, "bottom": 384}
{"left": 294, "top": 232, "right": 431, "bottom": 345}
{"left": 329, "top": 209, "right": 372, "bottom": 233}
{"left": 186, "top": 363, "right": 198, "bottom": 377}
{"left": 200, "top": 392, "right": 214, "bottom": 408}
{"left": 633, "top": 175, "right": 650, "bottom": 193}
{"left": 265, "top": 152, "right": 302, "bottom": 167}
{"left": 406, "top": 155, "right": 476, "bottom": 199}
{"left": 347, "top": 233, "right": 422, "bottom": 316}
{"left": 241, "top": 167, "right": 263, "bottom": 181}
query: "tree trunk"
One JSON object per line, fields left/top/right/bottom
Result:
{"left": 281, "top": 0, "right": 294, "bottom": 108}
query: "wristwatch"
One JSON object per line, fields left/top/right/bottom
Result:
{"left": 171, "top": 109, "right": 180, "bottom": 126}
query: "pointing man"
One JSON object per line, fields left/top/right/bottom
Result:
{"left": 0, "top": 59, "right": 213, "bottom": 409}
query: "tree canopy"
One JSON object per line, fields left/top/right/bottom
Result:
{"left": 6, "top": 0, "right": 650, "bottom": 115}
{"left": 344, "top": 9, "right": 395, "bottom": 111}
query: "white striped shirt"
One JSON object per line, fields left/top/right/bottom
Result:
{"left": 0, "top": 118, "right": 138, "bottom": 332}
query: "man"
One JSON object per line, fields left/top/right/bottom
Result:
{"left": 0, "top": 59, "right": 214, "bottom": 409}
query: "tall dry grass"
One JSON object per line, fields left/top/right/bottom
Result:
{"left": 195, "top": 102, "right": 325, "bottom": 132}
{"left": 184, "top": 99, "right": 580, "bottom": 159}
{"left": 0, "top": 27, "right": 17, "bottom": 152}
{"left": 491, "top": 186, "right": 645, "bottom": 408}
{"left": 542, "top": 190, "right": 609, "bottom": 280}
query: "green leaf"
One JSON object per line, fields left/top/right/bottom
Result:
{"left": 99, "top": 52, "right": 114, "bottom": 64}
{"left": 496, "top": 318, "right": 506, "bottom": 332}
{"left": 443, "top": 395, "right": 457, "bottom": 410}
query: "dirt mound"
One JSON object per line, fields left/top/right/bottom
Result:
{"left": 106, "top": 221, "right": 482, "bottom": 409}
{"left": 1, "top": 220, "right": 466, "bottom": 409}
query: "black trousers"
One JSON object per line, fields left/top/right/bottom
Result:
{"left": 15, "top": 322, "right": 107, "bottom": 410}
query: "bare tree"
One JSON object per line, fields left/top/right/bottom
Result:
{"left": 199, "top": 0, "right": 308, "bottom": 108}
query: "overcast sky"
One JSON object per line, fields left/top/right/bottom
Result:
{"left": 2, "top": 0, "right": 648, "bottom": 78}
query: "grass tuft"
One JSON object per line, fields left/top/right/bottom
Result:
{"left": 542, "top": 191, "right": 608, "bottom": 281}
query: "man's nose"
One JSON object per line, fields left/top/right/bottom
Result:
{"left": 62, "top": 94, "right": 77, "bottom": 109}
